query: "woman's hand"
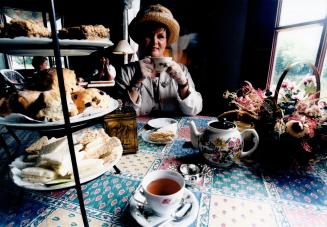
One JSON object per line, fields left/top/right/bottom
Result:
{"left": 166, "top": 61, "right": 187, "bottom": 85}
{"left": 129, "top": 58, "right": 155, "bottom": 103}
{"left": 138, "top": 57, "right": 155, "bottom": 82}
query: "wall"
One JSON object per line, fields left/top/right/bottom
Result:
{"left": 196, "top": 0, "right": 249, "bottom": 115}
{"left": 241, "top": 0, "right": 278, "bottom": 89}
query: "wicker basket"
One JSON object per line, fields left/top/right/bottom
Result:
{"left": 273, "top": 61, "right": 320, "bottom": 105}
{"left": 258, "top": 62, "right": 322, "bottom": 169}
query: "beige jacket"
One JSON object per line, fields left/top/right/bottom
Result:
{"left": 115, "top": 62, "right": 203, "bottom": 116}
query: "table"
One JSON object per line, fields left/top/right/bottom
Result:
{"left": 0, "top": 115, "right": 327, "bottom": 226}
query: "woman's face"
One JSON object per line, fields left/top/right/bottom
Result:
{"left": 40, "top": 60, "right": 48, "bottom": 70}
{"left": 100, "top": 57, "right": 108, "bottom": 65}
{"left": 140, "top": 27, "right": 167, "bottom": 57}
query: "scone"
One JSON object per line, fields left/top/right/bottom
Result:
{"left": 13, "top": 90, "right": 77, "bottom": 121}
{"left": 28, "top": 68, "right": 81, "bottom": 93}
{"left": 3, "top": 19, "right": 50, "bottom": 38}
{"left": 71, "top": 88, "right": 110, "bottom": 113}
{"left": 58, "top": 25, "right": 110, "bottom": 40}
{"left": 35, "top": 90, "right": 78, "bottom": 121}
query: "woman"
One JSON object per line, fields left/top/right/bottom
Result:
{"left": 91, "top": 56, "right": 116, "bottom": 81}
{"left": 115, "top": 4, "right": 202, "bottom": 116}
{"left": 32, "top": 56, "right": 48, "bottom": 73}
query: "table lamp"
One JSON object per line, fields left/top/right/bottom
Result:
{"left": 112, "top": 39, "right": 135, "bottom": 64}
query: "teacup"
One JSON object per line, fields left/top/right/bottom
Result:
{"left": 151, "top": 57, "right": 172, "bottom": 73}
{"left": 141, "top": 169, "right": 185, "bottom": 216}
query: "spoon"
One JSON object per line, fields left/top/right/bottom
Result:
{"left": 154, "top": 202, "right": 192, "bottom": 227}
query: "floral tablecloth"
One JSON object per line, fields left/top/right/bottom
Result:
{"left": 0, "top": 116, "right": 327, "bottom": 226}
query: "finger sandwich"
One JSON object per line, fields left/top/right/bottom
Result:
{"left": 21, "top": 167, "right": 56, "bottom": 183}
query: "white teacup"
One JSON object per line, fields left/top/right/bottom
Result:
{"left": 141, "top": 169, "right": 185, "bottom": 217}
{"left": 151, "top": 57, "right": 172, "bottom": 73}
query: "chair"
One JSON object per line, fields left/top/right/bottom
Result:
{"left": 0, "top": 69, "right": 25, "bottom": 96}
{"left": 0, "top": 69, "right": 24, "bottom": 158}
{"left": 0, "top": 126, "right": 21, "bottom": 159}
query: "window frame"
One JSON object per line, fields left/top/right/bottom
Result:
{"left": 1, "top": 8, "right": 66, "bottom": 70}
{"left": 267, "top": 0, "right": 327, "bottom": 90}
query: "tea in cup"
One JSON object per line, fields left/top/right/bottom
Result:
{"left": 141, "top": 169, "right": 185, "bottom": 216}
{"left": 151, "top": 57, "right": 172, "bottom": 73}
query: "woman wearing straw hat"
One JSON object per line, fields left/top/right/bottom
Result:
{"left": 115, "top": 4, "right": 202, "bottom": 116}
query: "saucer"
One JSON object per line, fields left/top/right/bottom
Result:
{"left": 130, "top": 188, "right": 199, "bottom": 227}
{"left": 147, "top": 118, "right": 178, "bottom": 129}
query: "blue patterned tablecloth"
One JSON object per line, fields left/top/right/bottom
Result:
{"left": 0, "top": 116, "right": 327, "bottom": 227}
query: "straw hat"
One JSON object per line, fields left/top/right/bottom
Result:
{"left": 129, "top": 4, "right": 180, "bottom": 45}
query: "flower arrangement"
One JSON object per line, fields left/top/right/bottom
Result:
{"left": 220, "top": 76, "right": 327, "bottom": 168}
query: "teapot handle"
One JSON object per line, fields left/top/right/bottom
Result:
{"left": 240, "top": 129, "right": 259, "bottom": 158}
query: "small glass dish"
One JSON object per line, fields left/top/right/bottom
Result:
{"left": 179, "top": 164, "right": 202, "bottom": 182}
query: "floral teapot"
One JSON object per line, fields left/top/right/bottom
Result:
{"left": 189, "top": 119, "right": 259, "bottom": 167}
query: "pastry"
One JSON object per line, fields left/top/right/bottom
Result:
{"left": 35, "top": 90, "right": 78, "bottom": 121}
{"left": 3, "top": 19, "right": 50, "bottom": 38}
{"left": 28, "top": 68, "right": 81, "bottom": 93}
{"left": 148, "top": 123, "right": 177, "bottom": 142}
{"left": 148, "top": 131, "right": 175, "bottom": 143}
{"left": 99, "top": 137, "right": 122, "bottom": 163}
{"left": 58, "top": 25, "right": 110, "bottom": 40}
{"left": 71, "top": 88, "right": 110, "bottom": 113}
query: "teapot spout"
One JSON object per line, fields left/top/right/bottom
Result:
{"left": 189, "top": 120, "right": 201, "bottom": 148}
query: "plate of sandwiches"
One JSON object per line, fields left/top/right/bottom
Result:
{"left": 142, "top": 122, "right": 178, "bottom": 144}
{"left": 9, "top": 127, "right": 123, "bottom": 190}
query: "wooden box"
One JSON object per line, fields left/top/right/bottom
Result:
{"left": 103, "top": 106, "right": 138, "bottom": 154}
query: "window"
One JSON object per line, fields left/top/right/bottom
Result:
{"left": 268, "top": 0, "right": 327, "bottom": 97}
{"left": 2, "top": 8, "right": 63, "bottom": 70}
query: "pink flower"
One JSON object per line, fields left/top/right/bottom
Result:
{"left": 318, "top": 101, "right": 327, "bottom": 108}
{"left": 303, "top": 75, "right": 316, "bottom": 87}
{"left": 281, "top": 81, "right": 288, "bottom": 88}
{"left": 305, "top": 105, "right": 322, "bottom": 118}
{"left": 296, "top": 101, "right": 309, "bottom": 113}
{"left": 301, "top": 141, "right": 312, "bottom": 152}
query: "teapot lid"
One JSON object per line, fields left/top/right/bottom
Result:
{"left": 210, "top": 118, "right": 235, "bottom": 129}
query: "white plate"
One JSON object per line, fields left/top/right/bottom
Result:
{"left": 147, "top": 118, "right": 178, "bottom": 129}
{"left": 0, "top": 37, "right": 113, "bottom": 56}
{"left": 9, "top": 145, "right": 122, "bottom": 191}
{"left": 0, "top": 97, "right": 119, "bottom": 128}
{"left": 0, "top": 37, "right": 113, "bottom": 47}
{"left": 89, "top": 80, "right": 115, "bottom": 84}
{"left": 142, "top": 130, "right": 175, "bottom": 145}
{"left": 87, "top": 81, "right": 115, "bottom": 88}
{"left": 130, "top": 187, "right": 199, "bottom": 227}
